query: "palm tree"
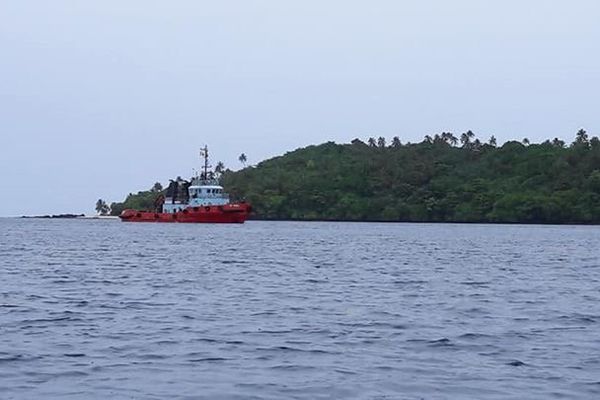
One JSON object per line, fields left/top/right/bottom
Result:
{"left": 215, "top": 161, "right": 225, "bottom": 176}
{"left": 367, "top": 137, "right": 377, "bottom": 147}
{"left": 95, "top": 199, "right": 109, "bottom": 216}
{"left": 460, "top": 130, "right": 474, "bottom": 148}
{"left": 574, "top": 128, "right": 589, "bottom": 146}
{"left": 488, "top": 135, "right": 497, "bottom": 147}
{"left": 377, "top": 136, "right": 386, "bottom": 148}
{"left": 460, "top": 133, "right": 468, "bottom": 147}
{"left": 95, "top": 199, "right": 104, "bottom": 214}
{"left": 448, "top": 133, "right": 458, "bottom": 146}
{"left": 423, "top": 135, "right": 433, "bottom": 144}
{"left": 391, "top": 136, "right": 402, "bottom": 148}
{"left": 552, "top": 138, "right": 565, "bottom": 148}
{"left": 238, "top": 153, "right": 247, "bottom": 167}
{"left": 441, "top": 132, "right": 458, "bottom": 146}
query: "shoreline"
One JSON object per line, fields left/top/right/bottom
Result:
{"left": 247, "top": 217, "right": 600, "bottom": 226}
{"left": 20, "top": 214, "right": 119, "bottom": 220}
{"left": 12, "top": 214, "right": 600, "bottom": 226}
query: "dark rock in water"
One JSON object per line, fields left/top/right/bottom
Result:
{"left": 21, "top": 214, "right": 85, "bottom": 219}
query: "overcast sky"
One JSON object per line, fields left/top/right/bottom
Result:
{"left": 1, "top": 1, "right": 599, "bottom": 216}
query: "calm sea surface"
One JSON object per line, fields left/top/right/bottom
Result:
{"left": 1, "top": 219, "right": 599, "bottom": 399}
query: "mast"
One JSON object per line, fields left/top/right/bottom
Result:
{"left": 199, "top": 145, "right": 211, "bottom": 182}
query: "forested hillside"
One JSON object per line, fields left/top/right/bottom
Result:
{"left": 111, "top": 130, "right": 600, "bottom": 223}
{"left": 222, "top": 130, "right": 600, "bottom": 223}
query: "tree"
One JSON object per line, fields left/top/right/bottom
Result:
{"left": 95, "top": 199, "right": 103, "bottom": 214}
{"left": 151, "top": 182, "right": 163, "bottom": 192}
{"left": 552, "top": 138, "right": 565, "bottom": 148}
{"left": 112, "top": 135, "right": 600, "bottom": 224}
{"left": 110, "top": 202, "right": 124, "bottom": 216}
{"left": 95, "top": 199, "right": 110, "bottom": 216}
{"left": 587, "top": 170, "right": 600, "bottom": 193}
{"left": 442, "top": 132, "right": 458, "bottom": 146}
{"left": 488, "top": 135, "right": 497, "bottom": 147}
{"left": 215, "top": 161, "right": 225, "bottom": 176}
{"left": 423, "top": 135, "right": 433, "bottom": 144}
{"left": 460, "top": 133, "right": 469, "bottom": 147}
{"left": 367, "top": 137, "right": 377, "bottom": 147}
{"left": 377, "top": 136, "right": 386, "bottom": 148}
{"left": 522, "top": 138, "right": 530, "bottom": 146}
{"left": 460, "top": 130, "right": 475, "bottom": 148}
{"left": 573, "top": 128, "right": 589, "bottom": 147}
{"left": 238, "top": 153, "right": 247, "bottom": 167}
{"left": 391, "top": 136, "right": 402, "bottom": 148}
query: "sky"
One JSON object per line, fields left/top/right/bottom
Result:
{"left": 1, "top": 0, "right": 599, "bottom": 216}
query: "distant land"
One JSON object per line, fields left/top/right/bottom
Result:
{"left": 108, "top": 130, "right": 600, "bottom": 224}
{"left": 21, "top": 214, "right": 85, "bottom": 219}
{"left": 20, "top": 214, "right": 118, "bottom": 220}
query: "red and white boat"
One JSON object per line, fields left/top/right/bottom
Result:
{"left": 119, "top": 147, "right": 251, "bottom": 223}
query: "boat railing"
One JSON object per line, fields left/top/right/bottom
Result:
{"left": 192, "top": 177, "right": 221, "bottom": 186}
{"left": 191, "top": 193, "right": 229, "bottom": 200}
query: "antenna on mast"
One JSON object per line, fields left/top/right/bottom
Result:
{"left": 199, "top": 145, "right": 211, "bottom": 181}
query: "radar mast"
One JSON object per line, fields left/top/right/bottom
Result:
{"left": 199, "top": 145, "right": 212, "bottom": 182}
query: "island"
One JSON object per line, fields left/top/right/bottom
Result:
{"left": 108, "top": 130, "right": 600, "bottom": 224}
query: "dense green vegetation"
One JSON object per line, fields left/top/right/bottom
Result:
{"left": 109, "top": 183, "right": 163, "bottom": 217}
{"left": 111, "top": 129, "right": 600, "bottom": 223}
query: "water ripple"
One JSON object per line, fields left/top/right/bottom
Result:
{"left": 1, "top": 219, "right": 600, "bottom": 398}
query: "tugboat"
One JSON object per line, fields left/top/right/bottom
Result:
{"left": 119, "top": 146, "right": 251, "bottom": 223}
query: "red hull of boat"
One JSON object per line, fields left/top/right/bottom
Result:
{"left": 119, "top": 203, "right": 251, "bottom": 223}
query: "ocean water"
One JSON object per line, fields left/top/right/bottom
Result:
{"left": 1, "top": 218, "right": 599, "bottom": 399}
